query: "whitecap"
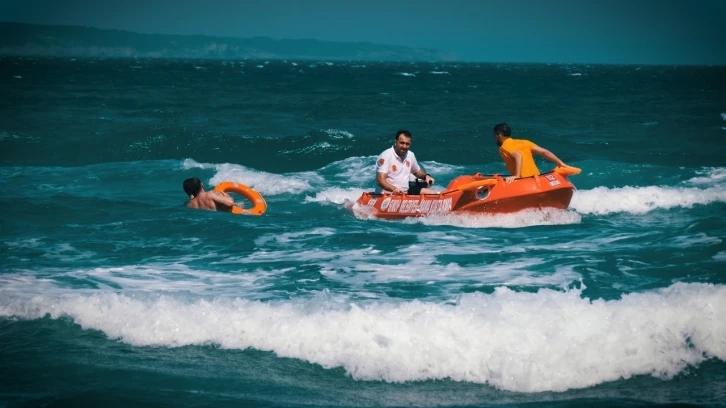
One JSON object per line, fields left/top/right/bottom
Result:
{"left": 1, "top": 282, "right": 723, "bottom": 393}
{"left": 322, "top": 129, "right": 354, "bottom": 139}
{"left": 570, "top": 184, "right": 726, "bottom": 215}
{"left": 304, "top": 187, "right": 364, "bottom": 205}
{"left": 687, "top": 167, "right": 726, "bottom": 185}
{"left": 182, "top": 159, "right": 317, "bottom": 195}
{"left": 408, "top": 208, "right": 582, "bottom": 229}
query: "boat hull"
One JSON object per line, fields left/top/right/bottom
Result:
{"left": 356, "top": 170, "right": 577, "bottom": 219}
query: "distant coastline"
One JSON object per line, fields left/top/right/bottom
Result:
{"left": 0, "top": 22, "right": 456, "bottom": 62}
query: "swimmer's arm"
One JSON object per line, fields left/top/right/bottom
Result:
{"left": 210, "top": 191, "right": 235, "bottom": 207}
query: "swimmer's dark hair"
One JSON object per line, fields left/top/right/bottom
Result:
{"left": 493, "top": 123, "right": 511, "bottom": 137}
{"left": 183, "top": 177, "right": 202, "bottom": 197}
{"left": 395, "top": 130, "right": 412, "bottom": 140}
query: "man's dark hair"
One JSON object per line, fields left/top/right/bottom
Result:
{"left": 183, "top": 177, "right": 202, "bottom": 197}
{"left": 395, "top": 130, "right": 412, "bottom": 140}
{"left": 493, "top": 123, "right": 511, "bottom": 137}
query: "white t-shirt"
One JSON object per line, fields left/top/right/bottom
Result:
{"left": 376, "top": 146, "right": 421, "bottom": 192}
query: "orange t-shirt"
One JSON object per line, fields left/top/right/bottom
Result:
{"left": 499, "top": 138, "right": 540, "bottom": 177}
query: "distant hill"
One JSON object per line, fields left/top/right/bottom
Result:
{"left": 0, "top": 22, "right": 456, "bottom": 61}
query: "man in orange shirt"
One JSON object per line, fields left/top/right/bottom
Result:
{"left": 493, "top": 123, "right": 569, "bottom": 183}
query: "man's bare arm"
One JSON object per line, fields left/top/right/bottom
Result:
{"left": 210, "top": 191, "right": 235, "bottom": 207}
{"left": 532, "top": 145, "right": 567, "bottom": 167}
{"left": 412, "top": 169, "right": 435, "bottom": 186}
{"left": 377, "top": 172, "right": 404, "bottom": 194}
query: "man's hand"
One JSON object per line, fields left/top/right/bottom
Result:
{"left": 505, "top": 176, "right": 518, "bottom": 184}
{"left": 424, "top": 174, "right": 435, "bottom": 186}
{"left": 391, "top": 187, "right": 404, "bottom": 195}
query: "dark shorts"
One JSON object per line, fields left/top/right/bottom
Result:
{"left": 408, "top": 179, "right": 429, "bottom": 195}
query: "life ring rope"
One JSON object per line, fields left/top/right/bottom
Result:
{"left": 213, "top": 181, "right": 267, "bottom": 216}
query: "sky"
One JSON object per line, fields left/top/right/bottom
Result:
{"left": 1, "top": 0, "right": 725, "bottom": 65}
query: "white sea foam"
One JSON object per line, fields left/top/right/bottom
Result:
{"left": 687, "top": 167, "right": 726, "bottom": 185}
{"left": 326, "top": 253, "right": 581, "bottom": 288}
{"left": 347, "top": 198, "right": 581, "bottom": 228}
{"left": 0, "top": 264, "right": 278, "bottom": 299}
{"left": 721, "top": 112, "right": 726, "bottom": 121}
{"left": 254, "top": 227, "right": 336, "bottom": 247}
{"left": 304, "top": 187, "right": 364, "bottom": 205}
{"left": 280, "top": 141, "right": 348, "bottom": 154}
{"left": 418, "top": 161, "right": 468, "bottom": 176}
{"left": 322, "top": 129, "right": 354, "bottom": 139}
{"left": 571, "top": 185, "right": 726, "bottom": 215}
{"left": 1, "top": 283, "right": 723, "bottom": 393}
{"left": 317, "top": 156, "right": 466, "bottom": 186}
{"left": 182, "top": 159, "right": 318, "bottom": 195}
{"left": 410, "top": 208, "right": 582, "bottom": 229}
{"left": 322, "top": 156, "right": 377, "bottom": 184}
{"left": 212, "top": 232, "right": 580, "bottom": 289}
{"left": 429, "top": 71, "right": 450, "bottom": 75}
{"left": 395, "top": 72, "right": 416, "bottom": 77}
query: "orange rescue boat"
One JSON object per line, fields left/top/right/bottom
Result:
{"left": 355, "top": 167, "right": 581, "bottom": 219}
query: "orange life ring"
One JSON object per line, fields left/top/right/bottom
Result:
{"left": 213, "top": 181, "right": 267, "bottom": 216}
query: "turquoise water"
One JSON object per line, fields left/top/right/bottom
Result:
{"left": 1, "top": 58, "right": 725, "bottom": 407}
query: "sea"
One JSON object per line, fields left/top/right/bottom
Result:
{"left": 1, "top": 57, "right": 725, "bottom": 407}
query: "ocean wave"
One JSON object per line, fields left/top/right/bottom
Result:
{"left": 687, "top": 167, "right": 726, "bottom": 185}
{"left": 1, "top": 282, "right": 723, "bottom": 393}
{"left": 429, "top": 71, "right": 450, "bottom": 75}
{"left": 182, "top": 159, "right": 318, "bottom": 195}
{"left": 304, "top": 187, "right": 364, "bottom": 205}
{"left": 570, "top": 184, "right": 726, "bottom": 215}
{"left": 279, "top": 141, "right": 348, "bottom": 155}
{"left": 0, "top": 130, "right": 37, "bottom": 142}
{"left": 406, "top": 208, "right": 582, "bottom": 228}
{"left": 395, "top": 72, "right": 416, "bottom": 77}
{"left": 315, "top": 157, "right": 464, "bottom": 187}
{"left": 322, "top": 129, "right": 354, "bottom": 139}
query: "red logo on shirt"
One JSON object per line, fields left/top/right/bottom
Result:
{"left": 378, "top": 159, "right": 385, "bottom": 166}
{"left": 405, "top": 160, "right": 410, "bottom": 167}
{"left": 392, "top": 165, "right": 397, "bottom": 171}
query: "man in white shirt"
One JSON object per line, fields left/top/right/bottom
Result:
{"left": 376, "top": 130, "right": 436, "bottom": 195}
